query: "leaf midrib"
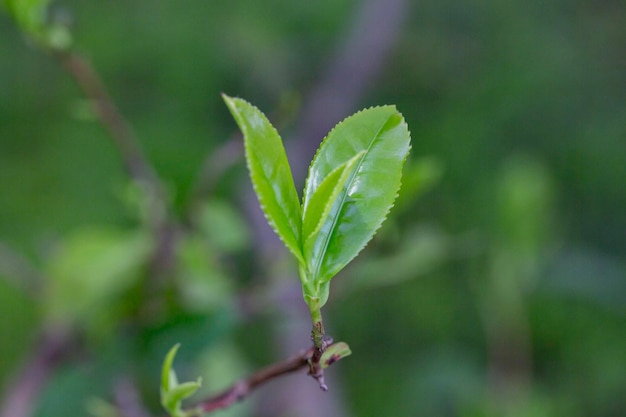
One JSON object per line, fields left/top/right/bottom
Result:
{"left": 309, "top": 114, "right": 394, "bottom": 282}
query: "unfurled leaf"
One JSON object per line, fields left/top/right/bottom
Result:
{"left": 320, "top": 342, "right": 352, "bottom": 369}
{"left": 161, "top": 344, "right": 180, "bottom": 393}
{"left": 302, "top": 151, "right": 365, "bottom": 274}
{"left": 160, "top": 344, "right": 202, "bottom": 417}
{"left": 222, "top": 94, "right": 303, "bottom": 263}
{"left": 162, "top": 381, "right": 202, "bottom": 412}
{"left": 302, "top": 106, "right": 411, "bottom": 284}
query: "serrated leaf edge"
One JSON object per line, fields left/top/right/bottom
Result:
{"left": 302, "top": 105, "right": 397, "bottom": 207}
{"left": 316, "top": 116, "right": 411, "bottom": 282}
{"left": 222, "top": 94, "right": 304, "bottom": 264}
{"left": 307, "top": 108, "right": 411, "bottom": 283}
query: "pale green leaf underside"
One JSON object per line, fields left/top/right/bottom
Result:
{"left": 302, "top": 106, "right": 411, "bottom": 283}
{"left": 222, "top": 94, "right": 303, "bottom": 263}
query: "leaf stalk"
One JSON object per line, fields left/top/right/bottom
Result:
{"left": 308, "top": 301, "right": 330, "bottom": 390}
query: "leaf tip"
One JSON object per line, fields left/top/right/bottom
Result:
{"left": 161, "top": 343, "right": 181, "bottom": 392}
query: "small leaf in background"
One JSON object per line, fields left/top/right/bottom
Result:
{"left": 321, "top": 342, "right": 352, "bottom": 369}
{"left": 162, "top": 344, "right": 181, "bottom": 393}
{"left": 44, "top": 228, "right": 153, "bottom": 333}
{"left": 164, "top": 381, "right": 203, "bottom": 412}
{"left": 302, "top": 106, "right": 411, "bottom": 285}
{"left": 197, "top": 199, "right": 250, "bottom": 252}
{"left": 176, "top": 235, "right": 233, "bottom": 313}
{"left": 2, "top": 0, "right": 72, "bottom": 49}
{"left": 344, "top": 225, "right": 455, "bottom": 292}
{"left": 161, "top": 344, "right": 202, "bottom": 417}
{"left": 2, "top": 0, "right": 50, "bottom": 33}
{"left": 222, "top": 94, "right": 303, "bottom": 264}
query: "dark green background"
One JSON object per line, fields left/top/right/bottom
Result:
{"left": 1, "top": 1, "right": 625, "bottom": 416}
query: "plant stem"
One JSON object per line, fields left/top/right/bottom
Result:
{"left": 195, "top": 346, "right": 315, "bottom": 414}
{"left": 308, "top": 304, "right": 329, "bottom": 391}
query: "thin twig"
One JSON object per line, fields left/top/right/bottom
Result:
{"left": 193, "top": 346, "right": 316, "bottom": 414}
{"left": 53, "top": 50, "right": 168, "bottom": 227}
{"left": 0, "top": 47, "right": 172, "bottom": 417}
{"left": 54, "top": 49, "right": 181, "bottom": 319}
{"left": 54, "top": 51, "right": 157, "bottom": 188}
{"left": 0, "top": 327, "right": 76, "bottom": 417}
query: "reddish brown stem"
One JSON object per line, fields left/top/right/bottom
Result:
{"left": 308, "top": 321, "right": 330, "bottom": 391}
{"left": 196, "top": 347, "right": 315, "bottom": 414}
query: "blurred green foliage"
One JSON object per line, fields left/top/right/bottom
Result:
{"left": 1, "top": 0, "right": 625, "bottom": 417}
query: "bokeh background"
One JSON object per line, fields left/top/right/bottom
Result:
{"left": 1, "top": 0, "right": 625, "bottom": 416}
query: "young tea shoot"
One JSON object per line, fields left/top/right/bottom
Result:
{"left": 223, "top": 94, "right": 411, "bottom": 388}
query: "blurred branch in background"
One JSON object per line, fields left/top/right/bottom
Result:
{"left": 0, "top": 327, "right": 77, "bottom": 417}
{"left": 113, "top": 376, "right": 153, "bottom": 417}
{"left": 54, "top": 51, "right": 168, "bottom": 229}
{"left": 53, "top": 49, "right": 181, "bottom": 322}
{"left": 0, "top": 241, "right": 77, "bottom": 417}
{"left": 2, "top": 4, "right": 176, "bottom": 416}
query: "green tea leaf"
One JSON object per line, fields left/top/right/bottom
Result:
{"left": 302, "top": 106, "right": 411, "bottom": 284}
{"left": 160, "top": 344, "right": 202, "bottom": 417}
{"left": 162, "top": 381, "right": 202, "bottom": 412}
{"left": 161, "top": 344, "right": 180, "bottom": 393}
{"left": 222, "top": 94, "right": 303, "bottom": 263}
